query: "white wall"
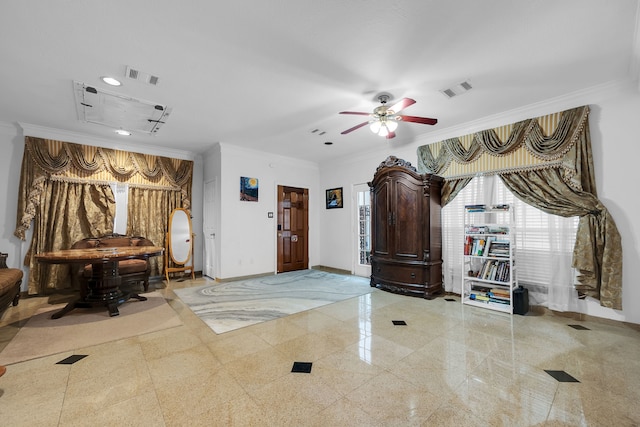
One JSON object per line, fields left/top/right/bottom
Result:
{"left": 0, "top": 123, "right": 26, "bottom": 274}
{"left": 583, "top": 88, "right": 640, "bottom": 323}
{"left": 202, "top": 143, "right": 320, "bottom": 279}
{"left": 317, "top": 80, "right": 640, "bottom": 325}
{"left": 318, "top": 142, "right": 421, "bottom": 273}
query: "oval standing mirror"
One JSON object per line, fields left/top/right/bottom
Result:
{"left": 169, "top": 208, "right": 191, "bottom": 264}
{"left": 165, "top": 208, "right": 195, "bottom": 281}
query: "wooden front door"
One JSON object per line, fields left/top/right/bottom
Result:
{"left": 277, "top": 186, "right": 308, "bottom": 273}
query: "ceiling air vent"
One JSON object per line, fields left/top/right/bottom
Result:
{"left": 442, "top": 88, "right": 456, "bottom": 98}
{"left": 440, "top": 80, "right": 473, "bottom": 99}
{"left": 125, "top": 66, "right": 160, "bottom": 86}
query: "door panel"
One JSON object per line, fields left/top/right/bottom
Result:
{"left": 353, "top": 183, "right": 371, "bottom": 278}
{"left": 372, "top": 181, "right": 390, "bottom": 256}
{"left": 203, "top": 179, "right": 216, "bottom": 279}
{"left": 394, "top": 180, "right": 420, "bottom": 258}
{"left": 277, "top": 186, "right": 308, "bottom": 273}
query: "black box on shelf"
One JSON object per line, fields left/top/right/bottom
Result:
{"left": 513, "top": 285, "right": 529, "bottom": 315}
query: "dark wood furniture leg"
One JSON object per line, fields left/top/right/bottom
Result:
{"left": 51, "top": 260, "right": 147, "bottom": 319}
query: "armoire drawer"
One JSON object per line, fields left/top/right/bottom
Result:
{"left": 371, "top": 261, "right": 426, "bottom": 285}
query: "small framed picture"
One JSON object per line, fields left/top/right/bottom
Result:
{"left": 325, "top": 187, "right": 343, "bottom": 209}
{"left": 240, "top": 177, "right": 259, "bottom": 201}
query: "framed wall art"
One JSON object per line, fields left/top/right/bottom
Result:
{"left": 325, "top": 187, "right": 343, "bottom": 209}
{"left": 240, "top": 176, "right": 259, "bottom": 201}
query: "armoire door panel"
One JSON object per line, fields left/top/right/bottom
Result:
{"left": 373, "top": 182, "right": 390, "bottom": 256}
{"left": 394, "top": 180, "right": 421, "bottom": 258}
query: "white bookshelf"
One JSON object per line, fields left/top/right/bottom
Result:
{"left": 462, "top": 204, "right": 517, "bottom": 314}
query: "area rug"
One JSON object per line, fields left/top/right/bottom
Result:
{"left": 0, "top": 291, "right": 182, "bottom": 366}
{"left": 173, "top": 269, "right": 372, "bottom": 334}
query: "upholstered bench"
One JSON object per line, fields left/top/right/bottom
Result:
{"left": 71, "top": 234, "right": 156, "bottom": 293}
{"left": 0, "top": 252, "right": 22, "bottom": 319}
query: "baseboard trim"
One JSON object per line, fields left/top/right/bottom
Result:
{"left": 311, "top": 265, "right": 352, "bottom": 275}
{"left": 445, "top": 291, "right": 640, "bottom": 330}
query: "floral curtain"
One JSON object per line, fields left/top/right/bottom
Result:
{"left": 15, "top": 137, "right": 193, "bottom": 294}
{"left": 417, "top": 105, "right": 623, "bottom": 310}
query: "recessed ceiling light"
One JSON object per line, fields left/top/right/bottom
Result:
{"left": 101, "top": 76, "right": 122, "bottom": 86}
{"left": 115, "top": 129, "right": 131, "bottom": 136}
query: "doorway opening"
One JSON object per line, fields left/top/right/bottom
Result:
{"left": 353, "top": 183, "right": 371, "bottom": 278}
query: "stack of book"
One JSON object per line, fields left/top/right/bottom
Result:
{"left": 465, "top": 225, "right": 487, "bottom": 234}
{"left": 490, "top": 204, "right": 510, "bottom": 211}
{"left": 465, "top": 204, "right": 486, "bottom": 212}
{"left": 465, "top": 204, "right": 510, "bottom": 212}
{"left": 487, "top": 240, "right": 510, "bottom": 257}
{"left": 469, "top": 285, "right": 511, "bottom": 305}
{"left": 487, "top": 226, "right": 509, "bottom": 234}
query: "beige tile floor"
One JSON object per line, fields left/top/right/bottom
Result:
{"left": 0, "top": 276, "right": 639, "bottom": 426}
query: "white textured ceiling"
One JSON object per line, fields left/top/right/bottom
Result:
{"left": 0, "top": 0, "right": 638, "bottom": 163}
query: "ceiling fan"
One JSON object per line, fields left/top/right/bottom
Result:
{"left": 339, "top": 94, "right": 437, "bottom": 139}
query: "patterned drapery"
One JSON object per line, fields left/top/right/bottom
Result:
{"left": 15, "top": 136, "right": 193, "bottom": 294}
{"left": 417, "top": 106, "right": 590, "bottom": 184}
{"left": 417, "top": 106, "right": 623, "bottom": 310}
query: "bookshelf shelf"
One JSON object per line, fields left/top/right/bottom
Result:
{"left": 462, "top": 204, "right": 517, "bottom": 314}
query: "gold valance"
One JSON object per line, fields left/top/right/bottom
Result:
{"left": 417, "top": 105, "right": 589, "bottom": 190}
{"left": 14, "top": 136, "right": 193, "bottom": 240}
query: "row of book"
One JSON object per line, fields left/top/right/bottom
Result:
{"left": 465, "top": 204, "right": 510, "bottom": 212}
{"left": 474, "top": 259, "right": 511, "bottom": 282}
{"left": 464, "top": 236, "right": 510, "bottom": 257}
{"left": 464, "top": 225, "right": 509, "bottom": 235}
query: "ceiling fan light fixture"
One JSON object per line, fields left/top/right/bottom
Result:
{"left": 377, "top": 123, "right": 389, "bottom": 137}
{"left": 370, "top": 117, "right": 397, "bottom": 136}
{"left": 340, "top": 96, "right": 436, "bottom": 137}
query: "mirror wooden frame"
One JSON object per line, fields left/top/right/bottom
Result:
{"left": 165, "top": 208, "right": 195, "bottom": 281}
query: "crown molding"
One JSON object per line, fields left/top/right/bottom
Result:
{"left": 17, "top": 122, "right": 198, "bottom": 161}
{"left": 219, "top": 142, "right": 319, "bottom": 170}
{"left": 413, "top": 78, "right": 634, "bottom": 146}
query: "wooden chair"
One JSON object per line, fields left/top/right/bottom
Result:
{"left": 71, "top": 234, "right": 155, "bottom": 295}
{"left": 0, "top": 252, "right": 22, "bottom": 319}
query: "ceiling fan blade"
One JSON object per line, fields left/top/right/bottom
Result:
{"left": 399, "top": 115, "right": 438, "bottom": 125}
{"left": 388, "top": 98, "right": 416, "bottom": 113}
{"left": 341, "top": 121, "right": 369, "bottom": 135}
{"left": 339, "top": 111, "right": 370, "bottom": 116}
{"left": 386, "top": 131, "right": 396, "bottom": 139}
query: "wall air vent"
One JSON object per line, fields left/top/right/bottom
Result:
{"left": 440, "top": 80, "right": 473, "bottom": 99}
{"left": 73, "top": 81, "right": 171, "bottom": 135}
{"left": 125, "top": 66, "right": 160, "bottom": 86}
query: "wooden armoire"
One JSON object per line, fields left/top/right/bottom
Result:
{"left": 368, "top": 156, "right": 443, "bottom": 299}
